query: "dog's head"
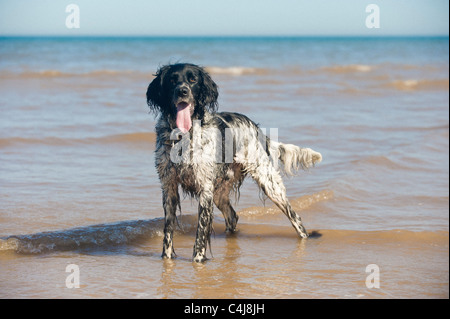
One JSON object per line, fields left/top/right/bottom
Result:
{"left": 146, "top": 63, "right": 219, "bottom": 133}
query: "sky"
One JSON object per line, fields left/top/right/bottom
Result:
{"left": 0, "top": 0, "right": 448, "bottom": 37}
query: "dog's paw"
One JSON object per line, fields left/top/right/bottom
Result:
{"left": 162, "top": 250, "right": 177, "bottom": 259}
{"left": 193, "top": 253, "right": 208, "bottom": 263}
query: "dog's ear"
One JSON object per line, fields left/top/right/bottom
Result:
{"left": 146, "top": 66, "right": 169, "bottom": 114}
{"left": 199, "top": 70, "right": 219, "bottom": 112}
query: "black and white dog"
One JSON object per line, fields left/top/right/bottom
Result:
{"left": 146, "top": 63, "right": 322, "bottom": 262}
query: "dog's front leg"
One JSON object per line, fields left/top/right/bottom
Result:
{"left": 193, "top": 191, "right": 214, "bottom": 263}
{"left": 161, "top": 181, "right": 179, "bottom": 259}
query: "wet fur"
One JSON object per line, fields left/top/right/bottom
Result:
{"left": 146, "top": 63, "right": 322, "bottom": 262}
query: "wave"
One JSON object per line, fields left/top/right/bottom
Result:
{"left": 0, "top": 69, "right": 136, "bottom": 79}
{"left": 2, "top": 67, "right": 265, "bottom": 79}
{"left": 386, "top": 79, "right": 449, "bottom": 91}
{"left": 0, "top": 132, "right": 156, "bottom": 148}
{"left": 321, "top": 64, "right": 374, "bottom": 73}
{"left": 348, "top": 154, "right": 439, "bottom": 171}
{"left": 206, "top": 64, "right": 375, "bottom": 77}
{"left": 238, "top": 189, "right": 333, "bottom": 217}
{"left": 312, "top": 229, "right": 449, "bottom": 245}
{"left": 351, "top": 155, "right": 406, "bottom": 170}
{"left": 0, "top": 218, "right": 166, "bottom": 254}
{"left": 2, "top": 63, "right": 446, "bottom": 81}
{"left": 1, "top": 214, "right": 447, "bottom": 254}
{"left": 91, "top": 132, "right": 156, "bottom": 144}
{"left": 9, "top": 64, "right": 372, "bottom": 78}
{"left": 205, "top": 66, "right": 267, "bottom": 76}
{"left": 383, "top": 124, "right": 449, "bottom": 132}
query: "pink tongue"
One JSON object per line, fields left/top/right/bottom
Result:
{"left": 176, "top": 104, "right": 192, "bottom": 133}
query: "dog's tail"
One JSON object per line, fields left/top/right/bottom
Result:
{"left": 272, "top": 142, "right": 322, "bottom": 175}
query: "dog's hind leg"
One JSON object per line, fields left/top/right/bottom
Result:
{"left": 213, "top": 181, "right": 239, "bottom": 233}
{"left": 248, "top": 163, "right": 309, "bottom": 239}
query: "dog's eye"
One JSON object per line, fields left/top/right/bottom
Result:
{"left": 189, "top": 77, "right": 197, "bottom": 83}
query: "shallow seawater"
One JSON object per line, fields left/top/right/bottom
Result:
{"left": 0, "top": 37, "right": 448, "bottom": 298}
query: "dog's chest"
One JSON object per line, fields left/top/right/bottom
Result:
{"left": 175, "top": 163, "right": 199, "bottom": 192}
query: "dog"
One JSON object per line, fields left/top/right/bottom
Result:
{"left": 146, "top": 63, "right": 322, "bottom": 262}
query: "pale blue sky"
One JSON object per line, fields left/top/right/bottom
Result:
{"left": 0, "top": 0, "right": 448, "bottom": 36}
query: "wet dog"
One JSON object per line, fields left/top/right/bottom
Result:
{"left": 146, "top": 63, "right": 322, "bottom": 262}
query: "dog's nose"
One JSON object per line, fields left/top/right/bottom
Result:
{"left": 178, "top": 86, "right": 189, "bottom": 97}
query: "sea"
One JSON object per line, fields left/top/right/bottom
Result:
{"left": 0, "top": 36, "right": 448, "bottom": 299}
